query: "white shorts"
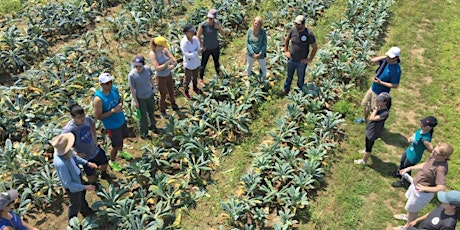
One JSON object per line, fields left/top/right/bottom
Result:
{"left": 405, "top": 184, "right": 435, "bottom": 212}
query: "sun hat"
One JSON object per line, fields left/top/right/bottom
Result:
{"left": 98, "top": 73, "right": 114, "bottom": 84}
{"left": 133, "top": 55, "right": 145, "bottom": 66}
{"left": 207, "top": 9, "right": 217, "bottom": 19}
{"left": 294, "top": 15, "right": 305, "bottom": 24}
{"left": 421, "top": 116, "right": 438, "bottom": 128}
{"left": 0, "top": 189, "right": 18, "bottom": 210}
{"left": 183, "top": 23, "right": 196, "bottom": 33}
{"left": 50, "top": 133, "right": 75, "bottom": 156}
{"left": 385, "top": 47, "right": 401, "bottom": 58}
{"left": 153, "top": 36, "right": 170, "bottom": 48}
{"left": 437, "top": 191, "right": 460, "bottom": 207}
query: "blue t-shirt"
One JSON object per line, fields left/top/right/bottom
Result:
{"left": 406, "top": 129, "right": 432, "bottom": 164}
{"left": 371, "top": 61, "right": 401, "bottom": 94}
{"left": 94, "top": 85, "right": 126, "bottom": 130}
{"left": 62, "top": 115, "right": 99, "bottom": 160}
{"left": 0, "top": 211, "right": 28, "bottom": 230}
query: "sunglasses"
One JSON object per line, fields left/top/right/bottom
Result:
{"left": 102, "top": 81, "right": 113, "bottom": 85}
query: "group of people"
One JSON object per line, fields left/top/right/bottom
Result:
{"left": 348, "top": 46, "right": 458, "bottom": 229}
{"left": 0, "top": 11, "right": 326, "bottom": 229}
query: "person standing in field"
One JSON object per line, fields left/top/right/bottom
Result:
{"left": 180, "top": 23, "right": 203, "bottom": 99}
{"left": 246, "top": 16, "right": 267, "bottom": 81}
{"left": 51, "top": 133, "right": 98, "bottom": 221}
{"left": 197, "top": 8, "right": 225, "bottom": 85}
{"left": 0, "top": 189, "right": 38, "bottom": 230}
{"left": 393, "top": 143, "right": 454, "bottom": 225}
{"left": 355, "top": 46, "right": 401, "bottom": 123}
{"left": 62, "top": 104, "right": 114, "bottom": 186}
{"left": 283, "top": 15, "right": 317, "bottom": 94}
{"left": 391, "top": 116, "right": 437, "bottom": 188}
{"left": 149, "top": 36, "right": 179, "bottom": 118}
{"left": 93, "top": 73, "right": 132, "bottom": 172}
{"left": 128, "top": 55, "right": 159, "bottom": 139}
{"left": 354, "top": 92, "right": 391, "bottom": 165}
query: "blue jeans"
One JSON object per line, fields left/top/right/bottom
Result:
{"left": 284, "top": 59, "right": 307, "bottom": 92}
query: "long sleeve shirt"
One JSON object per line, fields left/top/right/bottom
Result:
{"left": 54, "top": 153, "right": 88, "bottom": 193}
{"left": 180, "top": 35, "right": 201, "bottom": 70}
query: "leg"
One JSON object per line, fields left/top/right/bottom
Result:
{"left": 79, "top": 189, "right": 93, "bottom": 216}
{"left": 183, "top": 68, "right": 192, "bottom": 92}
{"left": 363, "top": 136, "right": 375, "bottom": 162}
{"left": 156, "top": 76, "right": 168, "bottom": 112}
{"left": 258, "top": 58, "right": 267, "bottom": 81}
{"left": 199, "top": 49, "right": 211, "bottom": 80}
{"left": 407, "top": 212, "right": 418, "bottom": 223}
{"left": 192, "top": 68, "right": 200, "bottom": 91}
{"left": 296, "top": 62, "right": 307, "bottom": 90}
{"left": 137, "top": 97, "right": 149, "bottom": 136}
{"left": 166, "top": 74, "right": 177, "bottom": 107}
{"left": 146, "top": 94, "right": 157, "bottom": 129}
{"left": 83, "top": 161, "right": 97, "bottom": 184}
{"left": 210, "top": 47, "right": 221, "bottom": 76}
{"left": 66, "top": 189, "right": 82, "bottom": 221}
{"left": 284, "top": 59, "right": 296, "bottom": 92}
{"left": 246, "top": 55, "right": 255, "bottom": 77}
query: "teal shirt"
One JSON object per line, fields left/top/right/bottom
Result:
{"left": 246, "top": 28, "right": 267, "bottom": 58}
{"left": 93, "top": 85, "right": 126, "bottom": 129}
{"left": 406, "top": 129, "right": 432, "bottom": 164}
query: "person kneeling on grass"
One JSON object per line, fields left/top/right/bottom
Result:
{"left": 393, "top": 190, "right": 460, "bottom": 230}
{"left": 354, "top": 92, "right": 391, "bottom": 165}
{"left": 0, "top": 189, "right": 38, "bottom": 230}
{"left": 393, "top": 143, "right": 454, "bottom": 225}
{"left": 392, "top": 116, "right": 437, "bottom": 188}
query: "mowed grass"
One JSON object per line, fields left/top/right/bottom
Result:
{"left": 0, "top": 0, "right": 20, "bottom": 14}
{"left": 306, "top": 0, "right": 460, "bottom": 229}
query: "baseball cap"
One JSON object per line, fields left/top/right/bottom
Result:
{"left": 133, "top": 55, "right": 145, "bottom": 66}
{"left": 98, "top": 73, "right": 114, "bottom": 83}
{"left": 207, "top": 9, "right": 217, "bottom": 19}
{"left": 183, "top": 23, "right": 196, "bottom": 33}
{"left": 153, "top": 36, "right": 170, "bottom": 48}
{"left": 0, "top": 189, "right": 19, "bottom": 210}
{"left": 294, "top": 15, "right": 305, "bottom": 24}
{"left": 421, "top": 116, "right": 437, "bottom": 128}
{"left": 437, "top": 191, "right": 460, "bottom": 207}
{"left": 385, "top": 47, "right": 401, "bottom": 58}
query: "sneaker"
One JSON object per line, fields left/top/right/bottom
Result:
{"left": 100, "top": 171, "right": 116, "bottom": 180}
{"left": 199, "top": 79, "right": 205, "bottom": 86}
{"left": 109, "top": 161, "right": 122, "bottom": 172}
{"left": 391, "top": 181, "right": 407, "bottom": 188}
{"left": 140, "top": 134, "right": 152, "bottom": 140}
{"left": 392, "top": 226, "right": 407, "bottom": 230}
{"left": 193, "top": 88, "right": 203, "bottom": 95}
{"left": 172, "top": 104, "right": 180, "bottom": 111}
{"left": 119, "top": 150, "right": 132, "bottom": 160}
{"left": 391, "top": 170, "right": 401, "bottom": 178}
{"left": 393, "top": 214, "right": 408, "bottom": 221}
{"left": 184, "top": 91, "right": 191, "bottom": 99}
{"left": 354, "top": 159, "right": 366, "bottom": 165}
{"left": 354, "top": 117, "right": 365, "bottom": 123}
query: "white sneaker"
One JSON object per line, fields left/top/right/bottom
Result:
{"left": 393, "top": 213, "right": 408, "bottom": 221}
{"left": 354, "top": 159, "right": 366, "bottom": 165}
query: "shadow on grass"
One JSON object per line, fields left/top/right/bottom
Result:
{"left": 381, "top": 129, "right": 408, "bottom": 149}
{"left": 369, "top": 155, "right": 398, "bottom": 178}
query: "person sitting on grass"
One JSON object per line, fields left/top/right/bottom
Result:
{"left": 0, "top": 189, "right": 38, "bottom": 230}
{"left": 393, "top": 190, "right": 460, "bottom": 230}
{"left": 391, "top": 116, "right": 437, "bottom": 188}
{"left": 354, "top": 92, "right": 391, "bottom": 165}
{"left": 62, "top": 104, "right": 115, "bottom": 186}
{"left": 393, "top": 143, "right": 454, "bottom": 225}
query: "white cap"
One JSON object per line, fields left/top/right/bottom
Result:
{"left": 385, "top": 47, "right": 401, "bottom": 58}
{"left": 98, "top": 73, "right": 114, "bottom": 83}
{"left": 294, "top": 15, "right": 305, "bottom": 24}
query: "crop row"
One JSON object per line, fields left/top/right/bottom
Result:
{"left": 219, "top": 0, "right": 396, "bottom": 229}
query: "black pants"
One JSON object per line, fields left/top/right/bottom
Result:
{"left": 66, "top": 188, "right": 93, "bottom": 221}
{"left": 397, "top": 152, "right": 415, "bottom": 180}
{"left": 200, "top": 47, "right": 220, "bottom": 79}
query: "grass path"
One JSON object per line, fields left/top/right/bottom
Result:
{"left": 307, "top": 0, "right": 460, "bottom": 229}
{"left": 182, "top": 0, "right": 350, "bottom": 228}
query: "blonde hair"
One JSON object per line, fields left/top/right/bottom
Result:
{"left": 438, "top": 143, "right": 454, "bottom": 160}
{"left": 149, "top": 38, "right": 157, "bottom": 51}
{"left": 254, "top": 16, "right": 263, "bottom": 27}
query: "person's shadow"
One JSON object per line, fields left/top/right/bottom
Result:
{"left": 369, "top": 155, "right": 399, "bottom": 177}
{"left": 380, "top": 129, "right": 408, "bottom": 149}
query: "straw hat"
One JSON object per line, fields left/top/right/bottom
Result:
{"left": 50, "top": 133, "right": 75, "bottom": 155}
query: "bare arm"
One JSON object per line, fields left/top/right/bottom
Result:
{"left": 91, "top": 121, "right": 97, "bottom": 143}
{"left": 423, "top": 140, "right": 433, "bottom": 153}
{"left": 164, "top": 48, "right": 177, "bottom": 64}
{"left": 370, "top": 56, "right": 386, "bottom": 64}
{"left": 373, "top": 78, "right": 399, "bottom": 89}
{"left": 197, "top": 25, "right": 204, "bottom": 49}
{"left": 149, "top": 50, "right": 171, "bottom": 71}
{"left": 215, "top": 22, "right": 225, "bottom": 36}
{"left": 308, "top": 42, "right": 318, "bottom": 62}
{"left": 407, "top": 211, "right": 430, "bottom": 227}
{"left": 400, "top": 162, "right": 425, "bottom": 174}
{"left": 284, "top": 33, "right": 291, "bottom": 59}
{"left": 93, "top": 97, "right": 120, "bottom": 120}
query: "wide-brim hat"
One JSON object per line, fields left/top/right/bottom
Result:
{"left": 0, "top": 189, "right": 18, "bottom": 210}
{"left": 50, "top": 133, "right": 75, "bottom": 156}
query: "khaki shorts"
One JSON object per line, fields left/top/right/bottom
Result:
{"left": 361, "top": 88, "right": 377, "bottom": 110}
{"left": 404, "top": 183, "right": 435, "bottom": 212}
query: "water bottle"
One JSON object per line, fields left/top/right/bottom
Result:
{"left": 136, "top": 108, "right": 141, "bottom": 119}
{"left": 402, "top": 172, "right": 413, "bottom": 184}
